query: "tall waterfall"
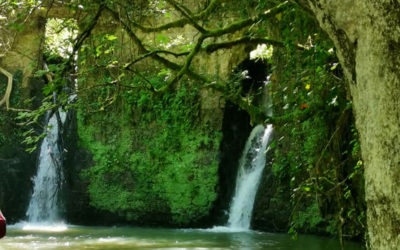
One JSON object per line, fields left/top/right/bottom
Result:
{"left": 226, "top": 124, "right": 273, "bottom": 230}
{"left": 26, "top": 110, "right": 67, "bottom": 224}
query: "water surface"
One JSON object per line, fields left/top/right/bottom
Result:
{"left": 0, "top": 225, "right": 364, "bottom": 250}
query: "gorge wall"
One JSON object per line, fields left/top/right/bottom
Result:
{"left": 0, "top": 1, "right": 366, "bottom": 241}
{"left": 0, "top": 15, "right": 45, "bottom": 223}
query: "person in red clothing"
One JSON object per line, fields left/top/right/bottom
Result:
{"left": 0, "top": 210, "right": 5, "bottom": 239}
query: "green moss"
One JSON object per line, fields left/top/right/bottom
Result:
{"left": 77, "top": 78, "right": 221, "bottom": 225}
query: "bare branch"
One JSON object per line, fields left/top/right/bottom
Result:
{"left": 0, "top": 66, "right": 13, "bottom": 110}
{"left": 7, "top": 107, "right": 32, "bottom": 112}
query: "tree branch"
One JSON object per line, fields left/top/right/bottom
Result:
{"left": 107, "top": 1, "right": 291, "bottom": 93}
{"left": 203, "top": 81, "right": 266, "bottom": 124}
{"left": 71, "top": 3, "right": 105, "bottom": 56}
{"left": 125, "top": 0, "right": 222, "bottom": 33}
{"left": 107, "top": 5, "right": 275, "bottom": 121}
{"left": 106, "top": 7, "right": 186, "bottom": 77}
{"left": 205, "top": 36, "right": 305, "bottom": 53}
{"left": 165, "top": 0, "right": 207, "bottom": 33}
{"left": 160, "top": 35, "right": 206, "bottom": 91}
{"left": 105, "top": 1, "right": 314, "bottom": 125}
{"left": 204, "top": 1, "right": 290, "bottom": 38}
{"left": 123, "top": 50, "right": 189, "bottom": 70}
{"left": 0, "top": 66, "right": 13, "bottom": 110}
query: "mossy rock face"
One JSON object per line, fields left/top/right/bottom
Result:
{"left": 0, "top": 140, "right": 36, "bottom": 223}
{"left": 0, "top": 71, "right": 38, "bottom": 223}
{"left": 77, "top": 83, "right": 222, "bottom": 226}
{"left": 251, "top": 150, "right": 292, "bottom": 232}
{"left": 209, "top": 101, "right": 252, "bottom": 225}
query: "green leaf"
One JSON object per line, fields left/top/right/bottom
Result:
{"left": 96, "top": 45, "right": 103, "bottom": 56}
{"left": 106, "top": 34, "right": 118, "bottom": 41}
{"left": 330, "top": 63, "right": 338, "bottom": 71}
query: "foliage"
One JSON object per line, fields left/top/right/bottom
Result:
{"left": 263, "top": 4, "right": 365, "bottom": 239}
{"left": 1, "top": 0, "right": 366, "bottom": 238}
{"left": 78, "top": 76, "right": 221, "bottom": 225}
{"left": 0, "top": 0, "right": 33, "bottom": 56}
{"left": 289, "top": 202, "right": 326, "bottom": 235}
{"left": 45, "top": 18, "right": 78, "bottom": 58}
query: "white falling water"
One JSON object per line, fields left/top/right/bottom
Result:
{"left": 227, "top": 124, "right": 273, "bottom": 230}
{"left": 26, "top": 110, "right": 67, "bottom": 224}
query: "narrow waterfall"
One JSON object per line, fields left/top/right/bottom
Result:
{"left": 226, "top": 124, "right": 273, "bottom": 230}
{"left": 26, "top": 109, "right": 67, "bottom": 224}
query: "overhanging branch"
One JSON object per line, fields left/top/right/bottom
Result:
{"left": 165, "top": 0, "right": 207, "bottom": 33}
{"left": 123, "top": 50, "right": 189, "bottom": 70}
{"left": 205, "top": 36, "right": 305, "bottom": 53}
{"left": 104, "top": 1, "right": 313, "bottom": 125}
{"left": 125, "top": 0, "right": 222, "bottom": 33}
{"left": 204, "top": 1, "right": 290, "bottom": 38}
{"left": 71, "top": 3, "right": 105, "bottom": 56}
{"left": 161, "top": 35, "right": 206, "bottom": 91}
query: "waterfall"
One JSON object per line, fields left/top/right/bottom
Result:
{"left": 26, "top": 109, "right": 67, "bottom": 224}
{"left": 226, "top": 124, "right": 273, "bottom": 230}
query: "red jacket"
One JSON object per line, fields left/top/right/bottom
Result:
{"left": 0, "top": 210, "right": 5, "bottom": 239}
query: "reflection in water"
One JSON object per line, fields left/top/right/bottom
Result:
{"left": 229, "top": 231, "right": 258, "bottom": 250}
{"left": 1, "top": 226, "right": 365, "bottom": 250}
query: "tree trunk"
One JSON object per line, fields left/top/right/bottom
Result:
{"left": 299, "top": 1, "right": 400, "bottom": 249}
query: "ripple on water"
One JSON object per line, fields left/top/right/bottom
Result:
{"left": 9, "top": 222, "right": 68, "bottom": 233}
{"left": 1, "top": 226, "right": 365, "bottom": 250}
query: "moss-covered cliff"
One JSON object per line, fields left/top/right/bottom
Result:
{"left": 0, "top": 71, "right": 42, "bottom": 223}
{"left": 0, "top": 2, "right": 368, "bottom": 243}
{"left": 77, "top": 79, "right": 222, "bottom": 226}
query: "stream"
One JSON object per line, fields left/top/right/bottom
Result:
{"left": 1, "top": 225, "right": 364, "bottom": 250}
